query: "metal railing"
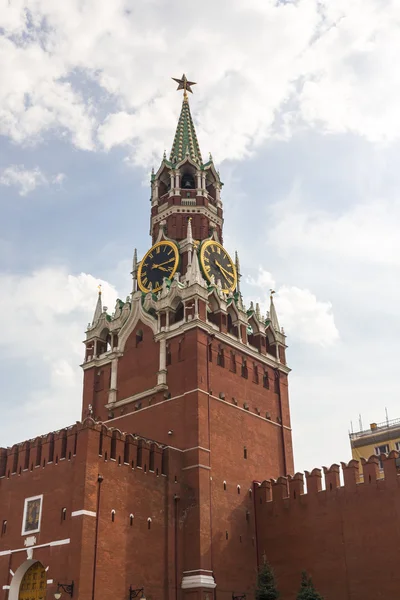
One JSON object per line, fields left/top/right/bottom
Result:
{"left": 349, "top": 417, "right": 400, "bottom": 440}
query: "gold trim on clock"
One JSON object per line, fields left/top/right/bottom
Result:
{"left": 137, "top": 241, "right": 180, "bottom": 293}
{"left": 199, "top": 240, "right": 237, "bottom": 293}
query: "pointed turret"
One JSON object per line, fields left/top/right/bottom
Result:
{"left": 169, "top": 93, "right": 203, "bottom": 165}
{"left": 131, "top": 248, "right": 138, "bottom": 292}
{"left": 235, "top": 251, "right": 241, "bottom": 294}
{"left": 269, "top": 290, "right": 280, "bottom": 332}
{"left": 91, "top": 286, "right": 102, "bottom": 327}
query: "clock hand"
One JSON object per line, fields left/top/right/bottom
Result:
{"left": 151, "top": 258, "right": 175, "bottom": 269}
{"left": 215, "top": 260, "right": 234, "bottom": 282}
{"left": 157, "top": 266, "right": 172, "bottom": 272}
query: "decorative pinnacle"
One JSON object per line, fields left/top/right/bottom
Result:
{"left": 172, "top": 74, "right": 196, "bottom": 98}
{"left": 97, "top": 284, "right": 102, "bottom": 295}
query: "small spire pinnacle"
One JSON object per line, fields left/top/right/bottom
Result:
{"left": 132, "top": 249, "right": 138, "bottom": 292}
{"left": 269, "top": 289, "right": 280, "bottom": 332}
{"left": 235, "top": 251, "right": 241, "bottom": 294}
{"left": 187, "top": 218, "right": 193, "bottom": 244}
{"left": 92, "top": 286, "right": 103, "bottom": 326}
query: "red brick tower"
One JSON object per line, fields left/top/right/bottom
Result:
{"left": 81, "top": 75, "right": 294, "bottom": 599}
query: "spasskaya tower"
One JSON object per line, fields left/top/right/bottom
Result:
{"left": 81, "top": 75, "right": 294, "bottom": 600}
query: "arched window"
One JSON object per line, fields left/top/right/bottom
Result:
{"left": 1, "top": 520, "right": 7, "bottom": 535}
{"left": 230, "top": 352, "right": 236, "bottom": 373}
{"left": 61, "top": 507, "right": 67, "bottom": 522}
{"left": 136, "top": 329, "right": 143, "bottom": 347}
{"left": 166, "top": 344, "right": 172, "bottom": 366}
{"left": 178, "top": 338, "right": 184, "bottom": 362}
{"left": 181, "top": 173, "right": 195, "bottom": 189}
{"left": 241, "top": 358, "right": 248, "bottom": 379}
{"left": 217, "top": 346, "right": 225, "bottom": 368}
{"left": 244, "top": 446, "right": 247, "bottom": 460}
{"left": 253, "top": 364, "right": 259, "bottom": 384}
{"left": 130, "top": 514, "right": 134, "bottom": 526}
{"left": 223, "top": 481, "right": 227, "bottom": 491}
{"left": 237, "top": 485, "right": 241, "bottom": 495}
{"left": 147, "top": 518, "right": 152, "bottom": 530}
{"left": 111, "top": 510, "right": 116, "bottom": 522}
{"left": 263, "top": 371, "right": 270, "bottom": 389}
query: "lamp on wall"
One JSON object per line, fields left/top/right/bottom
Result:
{"left": 54, "top": 581, "right": 74, "bottom": 599}
{"left": 129, "top": 586, "right": 146, "bottom": 600}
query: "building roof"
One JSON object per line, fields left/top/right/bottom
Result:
{"left": 169, "top": 94, "right": 203, "bottom": 165}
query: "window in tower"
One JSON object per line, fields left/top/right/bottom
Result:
{"left": 1, "top": 520, "right": 6, "bottom": 535}
{"left": 237, "top": 485, "right": 241, "bottom": 495}
{"left": 181, "top": 172, "right": 195, "bottom": 189}
{"left": 241, "top": 358, "right": 248, "bottom": 379}
{"left": 166, "top": 344, "right": 172, "bottom": 366}
{"left": 230, "top": 352, "right": 236, "bottom": 373}
{"left": 263, "top": 371, "right": 270, "bottom": 389}
{"left": 147, "top": 518, "right": 152, "bottom": 530}
{"left": 274, "top": 371, "right": 280, "bottom": 393}
{"left": 178, "top": 338, "right": 184, "bottom": 361}
{"left": 61, "top": 508, "right": 66, "bottom": 522}
{"left": 217, "top": 346, "right": 225, "bottom": 367}
{"left": 253, "top": 364, "right": 259, "bottom": 384}
{"left": 111, "top": 510, "right": 115, "bottom": 522}
{"left": 130, "top": 514, "right": 134, "bottom": 526}
{"left": 48, "top": 435, "right": 54, "bottom": 463}
{"left": 136, "top": 329, "right": 143, "bottom": 347}
{"left": 223, "top": 481, "right": 227, "bottom": 491}
{"left": 244, "top": 446, "right": 247, "bottom": 460}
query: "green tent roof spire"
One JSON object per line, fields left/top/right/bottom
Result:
{"left": 170, "top": 75, "right": 203, "bottom": 165}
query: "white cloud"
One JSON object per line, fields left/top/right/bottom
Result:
{"left": 1, "top": 0, "right": 400, "bottom": 165}
{"left": 0, "top": 165, "right": 65, "bottom": 196}
{"left": 268, "top": 190, "right": 400, "bottom": 267}
{"left": 0, "top": 268, "right": 118, "bottom": 444}
{"left": 245, "top": 268, "right": 339, "bottom": 346}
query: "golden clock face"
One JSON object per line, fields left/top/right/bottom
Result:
{"left": 137, "top": 241, "right": 179, "bottom": 293}
{"left": 199, "top": 240, "right": 237, "bottom": 292}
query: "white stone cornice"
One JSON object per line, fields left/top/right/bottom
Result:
{"left": 151, "top": 205, "right": 223, "bottom": 229}
{"left": 105, "top": 383, "right": 167, "bottom": 410}
{"left": 81, "top": 350, "right": 123, "bottom": 370}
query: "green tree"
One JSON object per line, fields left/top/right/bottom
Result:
{"left": 296, "top": 571, "right": 324, "bottom": 600}
{"left": 255, "top": 561, "right": 279, "bottom": 600}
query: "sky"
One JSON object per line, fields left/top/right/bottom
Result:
{"left": 1, "top": 0, "right": 399, "bottom": 475}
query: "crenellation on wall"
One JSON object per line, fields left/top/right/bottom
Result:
{"left": 257, "top": 452, "right": 400, "bottom": 509}
{"left": 0, "top": 418, "right": 177, "bottom": 481}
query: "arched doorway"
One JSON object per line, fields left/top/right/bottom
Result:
{"left": 18, "top": 562, "right": 46, "bottom": 600}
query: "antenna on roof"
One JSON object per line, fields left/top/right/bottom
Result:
{"left": 385, "top": 407, "right": 389, "bottom": 427}
{"left": 359, "top": 414, "right": 363, "bottom": 432}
